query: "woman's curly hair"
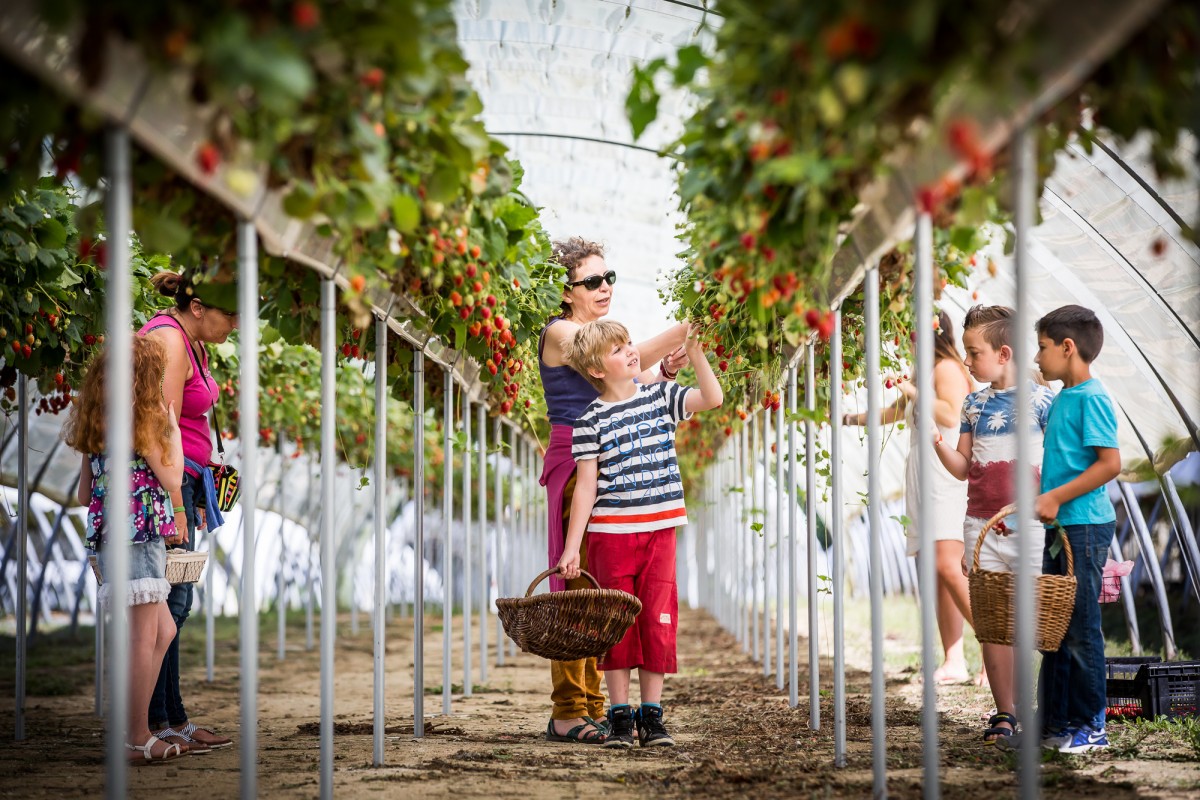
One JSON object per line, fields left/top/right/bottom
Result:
{"left": 64, "top": 336, "right": 175, "bottom": 467}
{"left": 551, "top": 236, "right": 605, "bottom": 319}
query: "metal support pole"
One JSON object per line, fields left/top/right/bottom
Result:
{"left": 463, "top": 396, "right": 473, "bottom": 698}
{"left": 478, "top": 403, "right": 488, "bottom": 684}
{"left": 1118, "top": 483, "right": 1178, "bottom": 658}
{"left": 442, "top": 372, "right": 454, "bottom": 715}
{"left": 775, "top": 394, "right": 785, "bottom": 689}
{"left": 373, "top": 315, "right": 388, "bottom": 766}
{"left": 788, "top": 365, "right": 799, "bottom": 708}
{"left": 238, "top": 220, "right": 261, "bottom": 800}
{"left": 805, "top": 342, "right": 819, "bottom": 730}
{"left": 750, "top": 415, "right": 759, "bottom": 663}
{"left": 319, "top": 277, "right": 336, "bottom": 800}
{"left": 306, "top": 458, "right": 316, "bottom": 651}
{"left": 278, "top": 437, "right": 288, "bottom": 661}
{"left": 914, "top": 211, "right": 939, "bottom": 797}
{"left": 735, "top": 430, "right": 745, "bottom": 651}
{"left": 508, "top": 424, "right": 519, "bottom": 659}
{"left": 830, "top": 308, "right": 847, "bottom": 767}
{"left": 413, "top": 349, "right": 426, "bottom": 737}
{"left": 494, "top": 417, "right": 504, "bottom": 668}
{"left": 15, "top": 374, "right": 28, "bottom": 742}
{"left": 865, "top": 261, "right": 888, "bottom": 798}
{"left": 761, "top": 411, "right": 770, "bottom": 677}
{"left": 103, "top": 126, "right": 132, "bottom": 800}
{"left": 1013, "top": 129, "right": 1041, "bottom": 800}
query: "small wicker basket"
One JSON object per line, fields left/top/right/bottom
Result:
{"left": 496, "top": 567, "right": 642, "bottom": 661}
{"left": 88, "top": 547, "right": 208, "bottom": 586}
{"left": 968, "top": 503, "right": 1076, "bottom": 652}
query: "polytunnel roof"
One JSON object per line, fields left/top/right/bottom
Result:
{"left": 449, "top": 1, "right": 1197, "bottom": 484}
{"left": 454, "top": 0, "right": 719, "bottom": 344}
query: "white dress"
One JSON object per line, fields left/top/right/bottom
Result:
{"left": 903, "top": 400, "right": 969, "bottom": 556}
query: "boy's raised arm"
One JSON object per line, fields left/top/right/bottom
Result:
{"left": 935, "top": 430, "right": 972, "bottom": 481}
{"left": 683, "top": 330, "right": 723, "bottom": 413}
{"left": 557, "top": 457, "right": 598, "bottom": 580}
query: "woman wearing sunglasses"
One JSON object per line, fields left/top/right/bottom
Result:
{"left": 538, "top": 237, "right": 688, "bottom": 744}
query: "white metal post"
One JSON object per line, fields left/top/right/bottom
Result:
{"left": 15, "top": 375, "right": 28, "bottom": 742}
{"left": 478, "top": 403, "right": 488, "bottom": 684}
{"left": 462, "top": 395, "right": 473, "bottom": 698}
{"left": 278, "top": 437, "right": 287, "bottom": 661}
{"left": 413, "top": 349, "right": 426, "bottom": 737}
{"left": 103, "top": 126, "right": 132, "bottom": 800}
{"left": 373, "top": 315, "right": 388, "bottom": 766}
{"left": 442, "top": 373, "right": 454, "bottom": 715}
{"left": 865, "top": 262, "right": 888, "bottom": 798}
{"left": 761, "top": 411, "right": 770, "bottom": 677}
{"left": 238, "top": 221, "right": 260, "bottom": 800}
{"left": 494, "top": 417, "right": 504, "bottom": 668}
{"left": 830, "top": 307, "right": 847, "bottom": 767}
{"left": 805, "top": 342, "right": 819, "bottom": 730}
{"left": 1013, "top": 128, "right": 1041, "bottom": 799}
{"left": 914, "top": 211, "right": 939, "bottom": 797}
{"left": 775, "top": 394, "right": 785, "bottom": 689}
{"left": 788, "top": 364, "right": 799, "bottom": 708}
{"left": 749, "top": 414, "right": 759, "bottom": 663}
{"left": 319, "top": 277, "right": 336, "bottom": 800}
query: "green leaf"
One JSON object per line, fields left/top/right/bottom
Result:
{"left": 36, "top": 218, "right": 67, "bottom": 249}
{"left": 59, "top": 265, "right": 82, "bottom": 287}
{"left": 282, "top": 182, "right": 318, "bottom": 219}
{"left": 390, "top": 193, "right": 420, "bottom": 234}
{"left": 426, "top": 166, "right": 460, "bottom": 204}
{"left": 750, "top": 522, "right": 764, "bottom": 532}
{"left": 672, "top": 45, "right": 707, "bottom": 85}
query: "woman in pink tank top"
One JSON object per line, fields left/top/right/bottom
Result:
{"left": 137, "top": 270, "right": 238, "bottom": 752}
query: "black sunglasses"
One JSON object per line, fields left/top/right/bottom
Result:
{"left": 566, "top": 270, "right": 617, "bottom": 291}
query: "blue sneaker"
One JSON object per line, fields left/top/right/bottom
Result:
{"left": 1057, "top": 725, "right": 1108, "bottom": 753}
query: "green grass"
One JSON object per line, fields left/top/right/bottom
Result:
{"left": 0, "top": 625, "right": 97, "bottom": 696}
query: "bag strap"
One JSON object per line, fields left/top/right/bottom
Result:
{"left": 166, "top": 314, "right": 225, "bottom": 462}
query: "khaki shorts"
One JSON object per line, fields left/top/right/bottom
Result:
{"left": 963, "top": 515, "right": 1043, "bottom": 575}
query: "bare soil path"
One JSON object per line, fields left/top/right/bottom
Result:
{"left": 2, "top": 605, "right": 1198, "bottom": 798}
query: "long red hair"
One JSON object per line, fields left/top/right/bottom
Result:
{"left": 64, "top": 336, "right": 175, "bottom": 466}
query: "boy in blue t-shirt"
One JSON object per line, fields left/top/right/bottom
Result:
{"left": 1033, "top": 305, "right": 1122, "bottom": 754}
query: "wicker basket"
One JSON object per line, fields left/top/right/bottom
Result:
{"left": 88, "top": 547, "right": 208, "bottom": 586}
{"left": 968, "top": 504, "right": 1076, "bottom": 652}
{"left": 496, "top": 567, "right": 642, "bottom": 661}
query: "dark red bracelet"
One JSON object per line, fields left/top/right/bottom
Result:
{"left": 660, "top": 361, "right": 677, "bottom": 381}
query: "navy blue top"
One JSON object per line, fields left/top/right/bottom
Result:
{"left": 539, "top": 317, "right": 600, "bottom": 427}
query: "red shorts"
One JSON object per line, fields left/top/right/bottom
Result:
{"left": 587, "top": 528, "right": 678, "bottom": 673}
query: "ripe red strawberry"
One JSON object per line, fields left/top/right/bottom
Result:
{"left": 341, "top": 342, "right": 352, "bottom": 357}
{"left": 460, "top": 307, "right": 471, "bottom": 320}
{"left": 292, "top": 1, "right": 320, "bottom": 30}
{"left": 805, "top": 309, "right": 821, "bottom": 329}
{"left": 83, "top": 334, "right": 97, "bottom": 346}
{"left": 465, "top": 263, "right": 477, "bottom": 278}
{"left": 360, "top": 67, "right": 384, "bottom": 89}
{"left": 450, "top": 291, "right": 462, "bottom": 307}
{"left": 740, "top": 232, "right": 756, "bottom": 250}
{"left": 500, "top": 400, "right": 512, "bottom": 413}
{"left": 350, "top": 275, "right": 366, "bottom": 293}
{"left": 196, "top": 142, "right": 220, "bottom": 175}
{"left": 724, "top": 426, "right": 733, "bottom": 437}
{"left": 21, "top": 345, "right": 31, "bottom": 358}
{"left": 485, "top": 294, "right": 496, "bottom": 307}
{"left": 10, "top": 341, "right": 20, "bottom": 354}
{"left": 470, "top": 245, "right": 481, "bottom": 259}
{"left": 719, "top": 360, "right": 728, "bottom": 372}
{"left": 480, "top": 307, "right": 492, "bottom": 320}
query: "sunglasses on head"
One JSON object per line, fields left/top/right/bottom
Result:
{"left": 565, "top": 270, "right": 617, "bottom": 291}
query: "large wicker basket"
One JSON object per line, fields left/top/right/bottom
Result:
{"left": 496, "top": 567, "right": 642, "bottom": 661}
{"left": 89, "top": 547, "right": 208, "bottom": 586}
{"left": 968, "top": 504, "right": 1076, "bottom": 652}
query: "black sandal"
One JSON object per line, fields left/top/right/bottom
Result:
{"left": 546, "top": 718, "right": 606, "bottom": 744}
{"left": 983, "top": 712, "right": 1017, "bottom": 743}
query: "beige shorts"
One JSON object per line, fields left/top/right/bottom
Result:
{"left": 963, "top": 515, "right": 1043, "bottom": 575}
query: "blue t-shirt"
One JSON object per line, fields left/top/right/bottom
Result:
{"left": 1040, "top": 378, "right": 1118, "bottom": 525}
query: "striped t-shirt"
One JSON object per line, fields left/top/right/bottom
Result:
{"left": 571, "top": 381, "right": 693, "bottom": 534}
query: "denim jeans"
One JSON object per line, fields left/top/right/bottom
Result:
{"left": 148, "top": 471, "right": 198, "bottom": 728}
{"left": 1038, "top": 521, "right": 1113, "bottom": 733}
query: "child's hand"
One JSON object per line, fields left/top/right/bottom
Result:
{"left": 1034, "top": 492, "right": 1060, "bottom": 524}
{"left": 556, "top": 548, "right": 581, "bottom": 581}
{"left": 661, "top": 346, "right": 689, "bottom": 378}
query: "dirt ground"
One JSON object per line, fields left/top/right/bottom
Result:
{"left": 2, "top": 603, "right": 1199, "bottom": 799}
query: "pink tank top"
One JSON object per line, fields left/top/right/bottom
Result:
{"left": 139, "top": 313, "right": 219, "bottom": 475}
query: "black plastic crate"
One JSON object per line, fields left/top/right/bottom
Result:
{"left": 1106, "top": 656, "right": 1160, "bottom": 719}
{"left": 1139, "top": 661, "right": 1200, "bottom": 721}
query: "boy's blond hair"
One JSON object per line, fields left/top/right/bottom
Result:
{"left": 565, "top": 320, "right": 630, "bottom": 392}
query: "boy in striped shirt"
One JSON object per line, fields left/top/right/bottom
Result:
{"left": 558, "top": 320, "right": 723, "bottom": 748}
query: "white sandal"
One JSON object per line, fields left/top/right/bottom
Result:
{"left": 126, "top": 735, "right": 185, "bottom": 764}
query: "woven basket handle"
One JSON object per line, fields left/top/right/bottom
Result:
{"left": 970, "top": 502, "right": 1074, "bottom": 578}
{"left": 524, "top": 567, "right": 601, "bottom": 596}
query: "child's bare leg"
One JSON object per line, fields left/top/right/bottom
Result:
{"left": 980, "top": 642, "right": 1015, "bottom": 740}
{"left": 605, "top": 669, "right": 632, "bottom": 706}
{"left": 638, "top": 670, "right": 665, "bottom": 705}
